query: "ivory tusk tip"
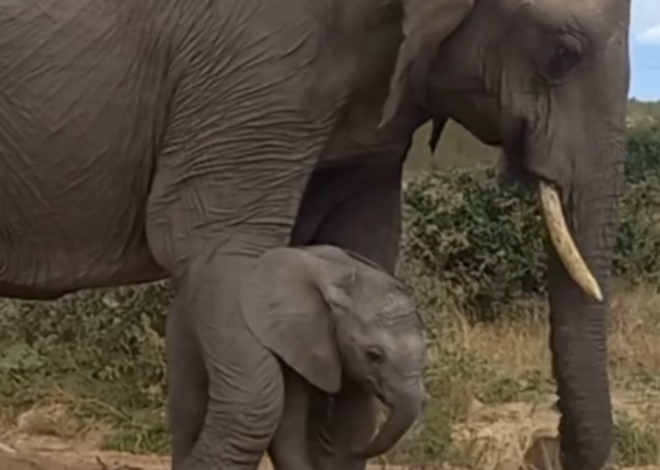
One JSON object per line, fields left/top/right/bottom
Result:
{"left": 587, "top": 283, "right": 603, "bottom": 303}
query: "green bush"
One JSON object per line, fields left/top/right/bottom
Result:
{"left": 402, "top": 124, "right": 660, "bottom": 321}
{"left": 626, "top": 123, "right": 660, "bottom": 184}
{"left": 402, "top": 167, "right": 546, "bottom": 321}
{"left": 613, "top": 173, "right": 660, "bottom": 283}
{"left": 0, "top": 284, "right": 173, "bottom": 452}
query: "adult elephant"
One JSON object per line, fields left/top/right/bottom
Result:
{"left": 0, "top": 0, "right": 630, "bottom": 469}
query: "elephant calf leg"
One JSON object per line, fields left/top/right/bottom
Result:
{"left": 166, "top": 294, "right": 209, "bottom": 469}
{"left": 176, "top": 250, "right": 284, "bottom": 470}
{"left": 306, "top": 383, "right": 377, "bottom": 470}
{"left": 268, "top": 366, "right": 314, "bottom": 470}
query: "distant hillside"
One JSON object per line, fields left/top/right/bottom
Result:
{"left": 404, "top": 99, "right": 660, "bottom": 175}
{"left": 405, "top": 120, "right": 499, "bottom": 174}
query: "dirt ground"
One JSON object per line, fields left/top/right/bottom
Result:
{"left": 0, "top": 436, "right": 397, "bottom": 470}
{"left": 0, "top": 446, "right": 168, "bottom": 470}
{"left": 0, "top": 446, "right": 383, "bottom": 470}
{"left": 1, "top": 390, "right": 657, "bottom": 470}
{"left": 0, "top": 391, "right": 637, "bottom": 470}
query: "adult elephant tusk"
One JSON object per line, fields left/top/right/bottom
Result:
{"left": 539, "top": 182, "right": 603, "bottom": 302}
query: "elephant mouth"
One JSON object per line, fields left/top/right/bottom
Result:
{"left": 503, "top": 126, "right": 602, "bottom": 302}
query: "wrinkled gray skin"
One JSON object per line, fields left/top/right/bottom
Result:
{"left": 240, "top": 245, "right": 425, "bottom": 470}
{"left": 0, "top": 0, "right": 630, "bottom": 469}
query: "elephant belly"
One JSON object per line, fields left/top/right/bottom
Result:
{"left": 0, "top": 236, "right": 168, "bottom": 301}
{"left": 0, "top": 181, "right": 168, "bottom": 301}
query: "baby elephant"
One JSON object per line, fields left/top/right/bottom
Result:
{"left": 239, "top": 245, "right": 426, "bottom": 470}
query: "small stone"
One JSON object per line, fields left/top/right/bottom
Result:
{"left": 521, "top": 435, "right": 561, "bottom": 470}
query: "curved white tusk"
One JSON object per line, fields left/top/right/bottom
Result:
{"left": 539, "top": 182, "right": 603, "bottom": 302}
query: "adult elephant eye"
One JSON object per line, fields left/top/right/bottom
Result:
{"left": 546, "top": 41, "right": 582, "bottom": 81}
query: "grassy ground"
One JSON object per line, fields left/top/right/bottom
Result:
{"left": 0, "top": 274, "right": 658, "bottom": 470}
{"left": 384, "top": 257, "right": 660, "bottom": 470}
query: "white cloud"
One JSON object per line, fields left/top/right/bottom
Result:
{"left": 638, "top": 24, "right": 660, "bottom": 44}
{"left": 632, "top": 0, "right": 660, "bottom": 44}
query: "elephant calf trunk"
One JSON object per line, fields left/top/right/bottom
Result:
{"left": 352, "top": 393, "right": 422, "bottom": 459}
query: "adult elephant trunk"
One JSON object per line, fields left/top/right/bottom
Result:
{"left": 353, "top": 386, "right": 424, "bottom": 459}
{"left": 533, "top": 105, "right": 627, "bottom": 468}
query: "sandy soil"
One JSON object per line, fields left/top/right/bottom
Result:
{"left": 0, "top": 438, "right": 400, "bottom": 470}
{"left": 0, "top": 446, "right": 169, "bottom": 470}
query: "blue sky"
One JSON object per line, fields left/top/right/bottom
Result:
{"left": 631, "top": 0, "right": 660, "bottom": 100}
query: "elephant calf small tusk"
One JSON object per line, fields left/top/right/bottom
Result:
{"left": 538, "top": 182, "right": 603, "bottom": 302}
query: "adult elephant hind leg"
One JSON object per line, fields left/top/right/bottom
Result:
{"left": 166, "top": 292, "right": 208, "bottom": 469}
{"left": 292, "top": 161, "right": 404, "bottom": 273}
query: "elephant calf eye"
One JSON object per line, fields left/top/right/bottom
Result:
{"left": 365, "top": 347, "right": 385, "bottom": 364}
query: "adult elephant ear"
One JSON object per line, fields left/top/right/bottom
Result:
{"left": 239, "top": 246, "right": 358, "bottom": 394}
{"left": 380, "top": 0, "right": 474, "bottom": 126}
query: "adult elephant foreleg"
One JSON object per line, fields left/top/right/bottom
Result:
{"left": 152, "top": 142, "right": 322, "bottom": 470}
{"left": 166, "top": 292, "right": 209, "bottom": 468}
{"left": 169, "top": 251, "right": 287, "bottom": 470}
{"left": 148, "top": 76, "right": 329, "bottom": 470}
{"left": 144, "top": 1, "right": 338, "bottom": 465}
{"left": 292, "top": 159, "right": 406, "bottom": 470}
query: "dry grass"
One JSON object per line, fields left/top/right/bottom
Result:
{"left": 414, "top": 282, "right": 660, "bottom": 470}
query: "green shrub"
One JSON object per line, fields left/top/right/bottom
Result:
{"left": 0, "top": 284, "right": 173, "bottom": 452}
{"left": 626, "top": 123, "right": 660, "bottom": 184}
{"left": 613, "top": 174, "right": 660, "bottom": 283}
{"left": 403, "top": 167, "right": 546, "bottom": 321}
{"left": 403, "top": 124, "right": 660, "bottom": 320}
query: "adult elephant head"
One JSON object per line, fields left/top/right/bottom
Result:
{"left": 382, "top": 0, "right": 631, "bottom": 469}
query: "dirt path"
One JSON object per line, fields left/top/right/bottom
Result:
{"left": 0, "top": 445, "right": 169, "bottom": 470}
{"left": 0, "top": 446, "right": 405, "bottom": 470}
{"left": 0, "top": 444, "right": 240, "bottom": 470}
{"left": 0, "top": 441, "right": 405, "bottom": 470}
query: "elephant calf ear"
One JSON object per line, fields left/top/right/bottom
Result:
{"left": 240, "top": 247, "right": 350, "bottom": 394}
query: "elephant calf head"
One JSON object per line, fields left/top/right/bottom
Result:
{"left": 239, "top": 245, "right": 426, "bottom": 458}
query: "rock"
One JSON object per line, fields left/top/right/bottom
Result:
{"left": 521, "top": 434, "right": 561, "bottom": 470}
